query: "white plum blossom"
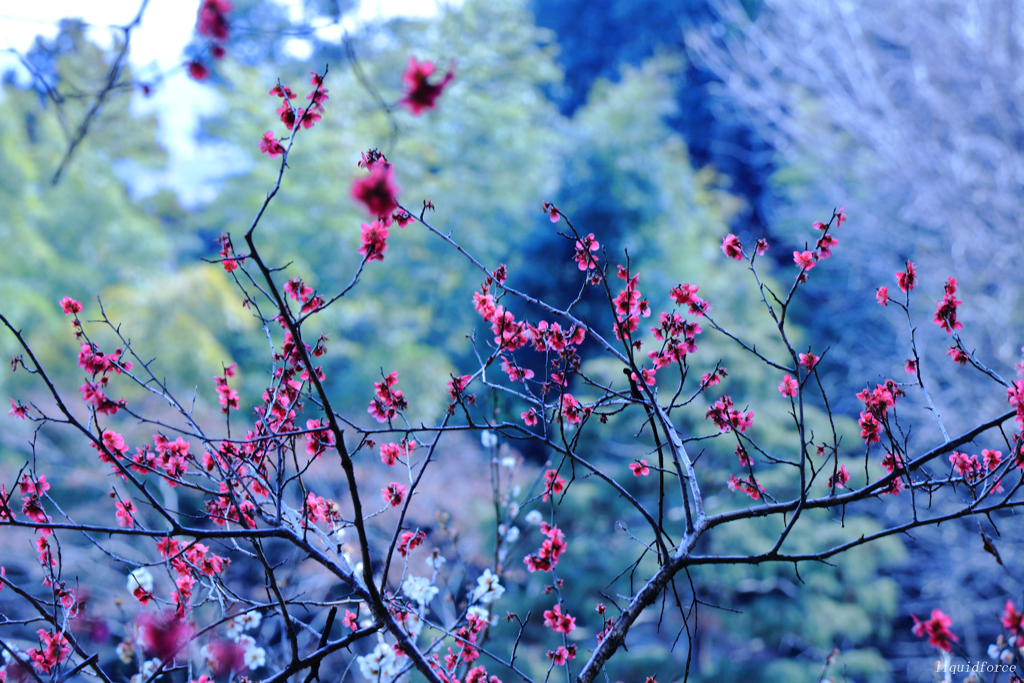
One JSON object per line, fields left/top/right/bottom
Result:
{"left": 130, "top": 658, "right": 161, "bottom": 683}
{"left": 525, "top": 510, "right": 543, "bottom": 526}
{"left": 481, "top": 431, "right": 498, "bottom": 448}
{"left": 238, "top": 611, "right": 262, "bottom": 631}
{"left": 425, "top": 553, "right": 446, "bottom": 569}
{"left": 116, "top": 641, "right": 134, "bottom": 664}
{"left": 244, "top": 646, "right": 266, "bottom": 670}
{"left": 145, "top": 658, "right": 162, "bottom": 677}
{"left": 402, "top": 575, "right": 439, "bottom": 606}
{"left": 127, "top": 567, "right": 153, "bottom": 593}
{"left": 357, "top": 640, "right": 401, "bottom": 682}
{"left": 500, "top": 455, "right": 516, "bottom": 469}
{"left": 471, "top": 568, "right": 505, "bottom": 604}
{"left": 505, "top": 526, "right": 520, "bottom": 543}
{"left": 225, "top": 619, "right": 243, "bottom": 640}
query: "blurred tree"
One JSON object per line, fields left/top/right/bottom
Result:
{"left": 685, "top": 0, "right": 1024, "bottom": 675}
{"left": 686, "top": 0, "right": 1024, "bottom": 432}
{"left": 0, "top": 22, "right": 254, "bottom": 438}
{"left": 531, "top": 0, "right": 776, "bottom": 236}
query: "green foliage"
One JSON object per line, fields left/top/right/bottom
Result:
{"left": 0, "top": 31, "right": 175, "bottom": 393}
{"left": 688, "top": 513, "right": 902, "bottom": 681}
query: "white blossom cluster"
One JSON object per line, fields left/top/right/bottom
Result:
{"left": 129, "top": 658, "right": 162, "bottom": 683}
{"left": 471, "top": 569, "right": 505, "bottom": 604}
{"left": 357, "top": 639, "right": 402, "bottom": 683}
{"left": 402, "top": 575, "right": 439, "bottom": 607}
{"left": 225, "top": 610, "right": 263, "bottom": 639}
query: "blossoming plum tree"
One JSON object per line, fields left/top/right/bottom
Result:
{"left": 3, "top": 8, "right": 1024, "bottom": 683}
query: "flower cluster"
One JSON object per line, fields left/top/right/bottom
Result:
{"left": 259, "top": 74, "right": 328, "bottom": 158}
{"left": 788, "top": 209, "right": 845, "bottom": 281}
{"left": 719, "top": 234, "right": 769, "bottom": 262}
{"left": 573, "top": 233, "right": 600, "bottom": 271}
{"left": 368, "top": 371, "right": 407, "bottom": 422}
{"left": 541, "top": 470, "right": 566, "bottom": 502}
{"left": 359, "top": 221, "right": 389, "bottom": 262}
{"left": 778, "top": 374, "right": 799, "bottom": 397}
{"left": 27, "top": 629, "right": 71, "bottom": 674}
{"left": 352, "top": 155, "right": 401, "bottom": 219}
{"left": 948, "top": 448, "right": 1002, "bottom": 487}
{"left": 897, "top": 260, "right": 917, "bottom": 293}
{"left": 400, "top": 57, "right": 455, "bottom": 115}
{"left": 472, "top": 278, "right": 530, "bottom": 352}
{"left": 727, "top": 474, "right": 764, "bottom": 500}
{"left": 827, "top": 465, "right": 850, "bottom": 489}
{"left": 381, "top": 482, "right": 406, "bottom": 507}
{"left": 213, "top": 363, "right": 240, "bottom": 413}
{"left": 855, "top": 380, "right": 903, "bottom": 445}
{"left": 543, "top": 604, "right": 576, "bottom": 634}
{"left": 304, "top": 418, "right": 335, "bottom": 458}
{"left": 947, "top": 344, "right": 969, "bottom": 365}
{"left": 447, "top": 373, "right": 475, "bottom": 405}
{"left": 187, "top": 0, "right": 232, "bottom": 80}
{"left": 216, "top": 233, "right": 242, "bottom": 272}
{"left": 403, "top": 575, "right": 439, "bottom": 606}
{"left": 706, "top": 395, "right": 754, "bottom": 434}
{"left": 75, "top": 320, "right": 132, "bottom": 416}
{"left": 558, "top": 393, "right": 589, "bottom": 425}
{"left": 523, "top": 522, "right": 567, "bottom": 572}
{"left": 284, "top": 277, "right": 325, "bottom": 314}
{"left": 115, "top": 499, "right": 137, "bottom": 528}
{"left": 1009, "top": 380, "right": 1024, "bottom": 429}
{"left": 397, "top": 529, "right": 426, "bottom": 557}
{"left": 471, "top": 569, "right": 505, "bottom": 604}
{"left": 380, "top": 438, "right": 416, "bottom": 467}
{"left": 547, "top": 644, "right": 578, "bottom": 665}
{"left": 127, "top": 566, "right": 155, "bottom": 604}
{"left": 1003, "top": 601, "right": 1024, "bottom": 637}
{"left": 357, "top": 640, "right": 402, "bottom": 682}
{"left": 437, "top": 612, "right": 492, "bottom": 675}
{"left": 912, "top": 609, "right": 958, "bottom": 652}
{"left": 304, "top": 492, "right": 340, "bottom": 526}
{"left": 669, "top": 282, "right": 709, "bottom": 317}
{"left": 197, "top": 0, "right": 231, "bottom": 42}
{"left": 721, "top": 234, "right": 743, "bottom": 260}
{"left": 542, "top": 200, "right": 560, "bottom": 223}
{"left": 933, "top": 276, "right": 963, "bottom": 333}
{"left": 877, "top": 451, "right": 906, "bottom": 495}
{"left": 612, "top": 265, "right": 651, "bottom": 342}
{"left": 132, "top": 539, "right": 229, "bottom": 614}
{"left": 648, "top": 311, "right": 701, "bottom": 371}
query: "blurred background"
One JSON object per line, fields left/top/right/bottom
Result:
{"left": 1, "top": 0, "right": 1023, "bottom": 681}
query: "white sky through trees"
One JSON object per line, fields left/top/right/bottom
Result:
{"left": 0, "top": 0, "right": 456, "bottom": 203}
{"left": 0, "top": 1, "right": 447, "bottom": 62}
